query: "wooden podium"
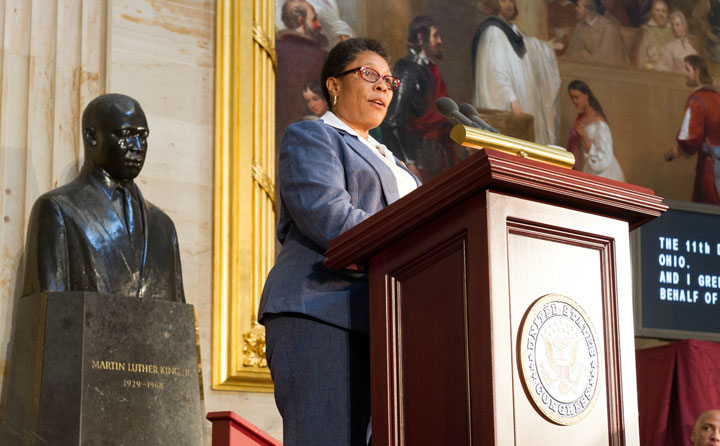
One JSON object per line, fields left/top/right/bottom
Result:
{"left": 324, "top": 143, "right": 665, "bottom": 445}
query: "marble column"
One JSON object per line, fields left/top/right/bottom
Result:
{"left": 0, "top": 0, "right": 106, "bottom": 388}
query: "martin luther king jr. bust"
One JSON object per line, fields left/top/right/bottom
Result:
{"left": 21, "top": 93, "right": 185, "bottom": 301}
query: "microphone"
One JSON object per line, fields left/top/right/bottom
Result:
{"left": 435, "top": 97, "right": 478, "bottom": 128}
{"left": 459, "top": 103, "right": 500, "bottom": 134}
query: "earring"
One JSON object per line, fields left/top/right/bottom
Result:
{"left": 333, "top": 95, "right": 338, "bottom": 107}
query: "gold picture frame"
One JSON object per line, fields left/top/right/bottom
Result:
{"left": 212, "top": 0, "right": 276, "bottom": 392}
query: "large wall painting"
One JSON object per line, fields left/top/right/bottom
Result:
{"left": 208, "top": 0, "right": 720, "bottom": 394}
{"left": 274, "top": 0, "right": 720, "bottom": 204}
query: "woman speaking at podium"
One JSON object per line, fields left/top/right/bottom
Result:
{"left": 258, "top": 37, "right": 420, "bottom": 445}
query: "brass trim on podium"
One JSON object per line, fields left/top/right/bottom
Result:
{"left": 212, "top": 0, "right": 275, "bottom": 392}
{"left": 450, "top": 124, "right": 575, "bottom": 169}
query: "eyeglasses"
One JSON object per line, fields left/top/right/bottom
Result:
{"left": 333, "top": 66, "right": 400, "bottom": 91}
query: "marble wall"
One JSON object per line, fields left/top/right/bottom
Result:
{"left": 0, "top": 0, "right": 106, "bottom": 400}
{"left": 0, "top": 0, "right": 282, "bottom": 443}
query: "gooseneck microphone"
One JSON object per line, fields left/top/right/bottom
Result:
{"left": 458, "top": 103, "right": 500, "bottom": 134}
{"left": 435, "top": 97, "right": 478, "bottom": 128}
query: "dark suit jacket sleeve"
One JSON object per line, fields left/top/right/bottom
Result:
{"left": 279, "top": 123, "right": 372, "bottom": 249}
{"left": 22, "top": 196, "right": 70, "bottom": 296}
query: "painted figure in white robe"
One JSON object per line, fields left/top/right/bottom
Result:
{"left": 567, "top": 80, "right": 625, "bottom": 181}
{"left": 658, "top": 11, "right": 697, "bottom": 73}
{"left": 276, "top": 0, "right": 355, "bottom": 47}
{"left": 471, "top": 0, "right": 563, "bottom": 145}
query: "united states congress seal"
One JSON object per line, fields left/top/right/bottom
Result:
{"left": 519, "top": 294, "right": 601, "bottom": 425}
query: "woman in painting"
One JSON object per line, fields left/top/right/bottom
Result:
{"left": 300, "top": 79, "right": 329, "bottom": 119}
{"left": 567, "top": 80, "right": 625, "bottom": 181}
{"left": 659, "top": 11, "right": 697, "bottom": 73}
{"left": 258, "top": 37, "right": 419, "bottom": 445}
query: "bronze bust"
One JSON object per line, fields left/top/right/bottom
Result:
{"left": 21, "top": 93, "right": 185, "bottom": 301}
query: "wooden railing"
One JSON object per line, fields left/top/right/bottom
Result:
{"left": 206, "top": 411, "right": 281, "bottom": 446}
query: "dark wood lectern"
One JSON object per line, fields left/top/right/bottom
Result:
{"left": 325, "top": 149, "right": 665, "bottom": 445}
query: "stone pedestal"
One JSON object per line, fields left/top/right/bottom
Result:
{"left": 0, "top": 292, "right": 204, "bottom": 445}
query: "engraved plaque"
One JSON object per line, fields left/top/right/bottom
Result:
{"left": 1, "top": 292, "right": 203, "bottom": 445}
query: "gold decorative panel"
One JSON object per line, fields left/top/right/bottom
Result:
{"left": 212, "top": 0, "right": 275, "bottom": 392}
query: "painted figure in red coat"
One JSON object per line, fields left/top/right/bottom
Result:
{"left": 667, "top": 55, "right": 720, "bottom": 205}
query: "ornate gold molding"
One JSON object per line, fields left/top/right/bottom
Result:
{"left": 252, "top": 21, "right": 277, "bottom": 69}
{"left": 212, "top": 0, "right": 276, "bottom": 392}
{"left": 251, "top": 160, "right": 276, "bottom": 206}
{"left": 242, "top": 331, "right": 268, "bottom": 368}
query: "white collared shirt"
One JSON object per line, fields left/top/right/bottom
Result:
{"left": 320, "top": 111, "right": 418, "bottom": 198}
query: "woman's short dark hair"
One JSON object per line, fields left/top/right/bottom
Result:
{"left": 568, "top": 79, "right": 607, "bottom": 121}
{"left": 320, "top": 37, "right": 391, "bottom": 106}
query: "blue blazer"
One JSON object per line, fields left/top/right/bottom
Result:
{"left": 258, "top": 119, "right": 420, "bottom": 332}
